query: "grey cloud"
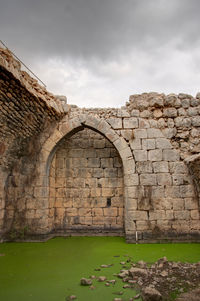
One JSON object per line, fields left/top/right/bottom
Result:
{"left": 1, "top": 0, "right": 200, "bottom": 107}
{"left": 1, "top": 0, "right": 200, "bottom": 62}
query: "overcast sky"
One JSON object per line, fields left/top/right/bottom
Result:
{"left": 1, "top": 0, "right": 200, "bottom": 107}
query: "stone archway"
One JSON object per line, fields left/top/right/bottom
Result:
{"left": 34, "top": 114, "right": 137, "bottom": 238}
{"left": 49, "top": 127, "right": 124, "bottom": 235}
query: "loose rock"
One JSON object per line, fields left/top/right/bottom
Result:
{"left": 142, "top": 286, "right": 162, "bottom": 301}
{"left": 80, "top": 278, "right": 92, "bottom": 286}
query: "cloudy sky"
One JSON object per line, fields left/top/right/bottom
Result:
{"left": 1, "top": 0, "right": 200, "bottom": 107}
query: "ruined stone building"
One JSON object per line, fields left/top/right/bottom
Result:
{"left": 0, "top": 47, "right": 199, "bottom": 242}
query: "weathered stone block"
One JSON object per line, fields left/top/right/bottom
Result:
{"left": 103, "top": 207, "right": 118, "bottom": 216}
{"left": 124, "top": 173, "right": 139, "bottom": 186}
{"left": 130, "top": 109, "right": 139, "bottom": 117}
{"left": 190, "top": 210, "right": 199, "bottom": 219}
{"left": 125, "top": 186, "right": 138, "bottom": 198}
{"left": 153, "top": 161, "right": 169, "bottom": 173}
{"left": 163, "top": 107, "right": 177, "bottom": 117}
{"left": 121, "top": 129, "right": 133, "bottom": 140}
{"left": 92, "top": 208, "right": 103, "bottom": 216}
{"left": 169, "top": 162, "right": 187, "bottom": 173}
{"left": 130, "top": 138, "right": 141, "bottom": 150}
{"left": 163, "top": 149, "right": 180, "bottom": 161}
{"left": 174, "top": 210, "right": 190, "bottom": 220}
{"left": 157, "top": 173, "right": 172, "bottom": 186}
{"left": 136, "top": 161, "right": 153, "bottom": 173}
{"left": 139, "top": 118, "right": 150, "bottom": 129}
{"left": 133, "top": 150, "right": 147, "bottom": 161}
{"left": 107, "top": 117, "right": 122, "bottom": 129}
{"left": 136, "top": 221, "right": 149, "bottom": 230}
{"left": 134, "top": 129, "right": 147, "bottom": 138}
{"left": 142, "top": 139, "right": 155, "bottom": 150}
{"left": 72, "top": 158, "right": 87, "bottom": 167}
{"left": 123, "top": 117, "right": 138, "bottom": 128}
{"left": 129, "top": 210, "right": 148, "bottom": 220}
{"left": 140, "top": 174, "right": 157, "bottom": 185}
{"left": 119, "top": 146, "right": 133, "bottom": 159}
{"left": 151, "top": 186, "right": 165, "bottom": 198}
{"left": 149, "top": 210, "right": 165, "bottom": 220}
{"left": 113, "top": 137, "right": 128, "bottom": 151}
{"left": 93, "top": 216, "right": 105, "bottom": 224}
{"left": 172, "top": 174, "right": 191, "bottom": 186}
{"left": 184, "top": 198, "right": 198, "bottom": 210}
{"left": 92, "top": 168, "right": 104, "bottom": 178}
{"left": 66, "top": 208, "right": 78, "bottom": 216}
{"left": 126, "top": 198, "right": 137, "bottom": 210}
{"left": 172, "top": 198, "right": 185, "bottom": 210}
{"left": 111, "top": 196, "right": 123, "bottom": 207}
{"left": 104, "top": 168, "right": 118, "bottom": 178}
{"left": 122, "top": 157, "right": 136, "bottom": 174}
{"left": 180, "top": 185, "right": 195, "bottom": 197}
{"left": 87, "top": 158, "right": 100, "bottom": 168}
{"left": 165, "top": 210, "right": 174, "bottom": 219}
{"left": 91, "top": 188, "right": 101, "bottom": 197}
{"left": 192, "top": 116, "right": 200, "bottom": 126}
{"left": 93, "top": 139, "right": 105, "bottom": 149}
{"left": 157, "top": 220, "right": 172, "bottom": 231}
{"left": 165, "top": 186, "right": 181, "bottom": 198}
{"left": 155, "top": 138, "right": 172, "bottom": 149}
{"left": 101, "top": 158, "right": 113, "bottom": 168}
{"left": 96, "top": 149, "right": 111, "bottom": 158}
{"left": 147, "top": 128, "right": 164, "bottom": 138}
{"left": 148, "top": 149, "right": 162, "bottom": 161}
{"left": 113, "top": 157, "right": 122, "bottom": 167}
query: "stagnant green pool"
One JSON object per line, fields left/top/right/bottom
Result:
{"left": 0, "top": 237, "right": 199, "bottom": 301}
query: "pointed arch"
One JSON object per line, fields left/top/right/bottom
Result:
{"left": 34, "top": 114, "right": 137, "bottom": 237}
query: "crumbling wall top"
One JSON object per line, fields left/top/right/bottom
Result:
{"left": 0, "top": 47, "right": 69, "bottom": 116}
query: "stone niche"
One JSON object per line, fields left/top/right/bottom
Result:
{"left": 49, "top": 128, "right": 124, "bottom": 235}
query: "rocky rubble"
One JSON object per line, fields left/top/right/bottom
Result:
{"left": 79, "top": 257, "right": 200, "bottom": 301}
{"left": 115, "top": 256, "right": 200, "bottom": 300}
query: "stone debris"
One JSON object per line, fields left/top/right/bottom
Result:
{"left": 176, "top": 288, "right": 200, "bottom": 301}
{"left": 80, "top": 278, "right": 92, "bottom": 286}
{"left": 116, "top": 257, "right": 200, "bottom": 300}
{"left": 129, "top": 267, "right": 148, "bottom": 278}
{"left": 89, "top": 285, "right": 96, "bottom": 290}
{"left": 101, "top": 264, "right": 113, "bottom": 268}
{"left": 118, "top": 270, "right": 129, "bottom": 278}
{"left": 142, "top": 286, "right": 162, "bottom": 301}
{"left": 80, "top": 257, "right": 200, "bottom": 300}
{"left": 98, "top": 276, "right": 107, "bottom": 282}
{"left": 108, "top": 279, "right": 116, "bottom": 285}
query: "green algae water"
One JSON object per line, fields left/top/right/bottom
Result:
{"left": 0, "top": 237, "right": 200, "bottom": 301}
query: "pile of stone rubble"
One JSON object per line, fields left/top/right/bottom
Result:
{"left": 75, "top": 257, "right": 200, "bottom": 301}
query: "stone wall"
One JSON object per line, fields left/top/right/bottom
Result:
{"left": 0, "top": 47, "right": 199, "bottom": 242}
{"left": 49, "top": 128, "right": 124, "bottom": 234}
{"left": 0, "top": 47, "right": 69, "bottom": 238}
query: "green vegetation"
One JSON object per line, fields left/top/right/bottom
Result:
{"left": 0, "top": 237, "right": 199, "bottom": 301}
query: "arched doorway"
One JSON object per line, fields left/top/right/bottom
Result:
{"left": 49, "top": 127, "right": 124, "bottom": 235}
{"left": 34, "top": 114, "right": 136, "bottom": 238}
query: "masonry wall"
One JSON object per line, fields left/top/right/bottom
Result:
{"left": 0, "top": 47, "right": 68, "bottom": 238}
{"left": 0, "top": 47, "right": 200, "bottom": 242}
{"left": 49, "top": 128, "right": 124, "bottom": 234}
